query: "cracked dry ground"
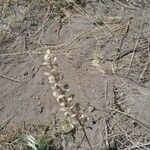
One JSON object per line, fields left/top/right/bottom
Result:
{"left": 0, "top": 0, "right": 150, "bottom": 149}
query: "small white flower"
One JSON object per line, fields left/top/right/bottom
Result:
{"left": 69, "top": 105, "right": 74, "bottom": 110}
{"left": 52, "top": 57, "right": 57, "bottom": 63}
{"left": 72, "top": 119, "right": 78, "bottom": 125}
{"left": 44, "top": 54, "right": 50, "bottom": 62}
{"left": 56, "top": 95, "right": 65, "bottom": 103}
{"left": 44, "top": 72, "right": 50, "bottom": 76}
{"left": 80, "top": 114, "right": 88, "bottom": 122}
{"left": 71, "top": 113, "right": 77, "bottom": 118}
{"left": 80, "top": 114, "right": 86, "bottom": 119}
{"left": 51, "top": 83, "right": 62, "bottom": 90}
{"left": 51, "top": 85, "right": 56, "bottom": 90}
{"left": 44, "top": 49, "right": 51, "bottom": 61}
{"left": 64, "top": 112, "right": 70, "bottom": 117}
{"left": 60, "top": 102, "right": 66, "bottom": 107}
{"left": 43, "top": 61, "right": 49, "bottom": 65}
{"left": 52, "top": 91, "right": 59, "bottom": 98}
{"left": 67, "top": 95, "right": 73, "bottom": 102}
{"left": 60, "top": 107, "right": 67, "bottom": 112}
{"left": 48, "top": 75, "right": 55, "bottom": 83}
{"left": 46, "top": 49, "right": 51, "bottom": 55}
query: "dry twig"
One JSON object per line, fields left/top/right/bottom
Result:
{"left": 0, "top": 74, "right": 22, "bottom": 83}
{"left": 109, "top": 108, "right": 150, "bottom": 130}
{"left": 126, "top": 36, "right": 140, "bottom": 76}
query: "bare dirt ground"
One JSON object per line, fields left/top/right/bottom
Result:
{"left": 0, "top": 0, "right": 150, "bottom": 149}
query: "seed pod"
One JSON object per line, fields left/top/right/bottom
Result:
{"left": 66, "top": 95, "right": 74, "bottom": 102}
{"left": 60, "top": 102, "right": 66, "bottom": 107}
{"left": 44, "top": 54, "right": 49, "bottom": 62}
{"left": 56, "top": 95, "right": 65, "bottom": 103}
{"left": 71, "top": 113, "right": 77, "bottom": 118}
{"left": 51, "top": 57, "right": 57, "bottom": 63}
{"left": 60, "top": 107, "right": 67, "bottom": 112}
{"left": 44, "top": 72, "right": 50, "bottom": 76}
{"left": 43, "top": 61, "right": 49, "bottom": 66}
{"left": 52, "top": 91, "right": 60, "bottom": 98}
{"left": 48, "top": 75, "right": 55, "bottom": 83}
{"left": 64, "top": 112, "right": 70, "bottom": 117}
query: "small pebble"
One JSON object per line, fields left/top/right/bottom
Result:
{"left": 38, "top": 102, "right": 41, "bottom": 106}
{"left": 32, "top": 73, "right": 35, "bottom": 78}
{"left": 40, "top": 78, "right": 45, "bottom": 85}
{"left": 24, "top": 71, "right": 28, "bottom": 76}
{"left": 88, "top": 105, "right": 95, "bottom": 113}
{"left": 40, "top": 106, "right": 44, "bottom": 113}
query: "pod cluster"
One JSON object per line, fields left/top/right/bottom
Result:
{"left": 43, "top": 49, "right": 87, "bottom": 128}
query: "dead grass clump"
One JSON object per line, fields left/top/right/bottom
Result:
{"left": 0, "top": 126, "right": 63, "bottom": 150}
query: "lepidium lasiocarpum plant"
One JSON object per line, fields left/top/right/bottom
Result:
{"left": 43, "top": 49, "right": 87, "bottom": 130}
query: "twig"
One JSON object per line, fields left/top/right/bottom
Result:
{"left": 103, "top": 82, "right": 118, "bottom": 150}
{"left": 0, "top": 51, "right": 42, "bottom": 56}
{"left": 139, "top": 58, "right": 150, "bottom": 81}
{"left": 126, "top": 9, "right": 146, "bottom": 76}
{"left": 118, "top": 19, "right": 130, "bottom": 51}
{"left": 127, "top": 142, "right": 150, "bottom": 150}
{"left": 73, "top": 3, "right": 118, "bottom": 42}
{"left": 104, "top": 81, "right": 109, "bottom": 149}
{"left": 0, "top": 107, "right": 5, "bottom": 112}
{"left": 0, "top": 46, "right": 84, "bottom": 57}
{"left": 101, "top": 69, "right": 150, "bottom": 89}
{"left": 0, "top": 74, "right": 22, "bottom": 83}
{"left": 114, "top": 0, "right": 135, "bottom": 9}
{"left": 126, "top": 36, "right": 140, "bottom": 76}
{"left": 73, "top": 1, "right": 139, "bottom": 58}
{"left": 115, "top": 45, "right": 149, "bottom": 61}
{"left": 115, "top": 122, "right": 144, "bottom": 150}
{"left": 113, "top": 83, "right": 124, "bottom": 111}
{"left": 104, "top": 119, "right": 109, "bottom": 150}
{"left": 109, "top": 108, "right": 150, "bottom": 130}
{"left": 104, "top": 81, "right": 108, "bottom": 105}
{"left": 139, "top": 18, "right": 150, "bottom": 81}
{"left": 77, "top": 118, "right": 94, "bottom": 150}
{"left": 30, "top": 6, "right": 50, "bottom": 37}
{"left": 0, "top": 115, "right": 14, "bottom": 131}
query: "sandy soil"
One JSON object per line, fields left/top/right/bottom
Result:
{"left": 0, "top": 0, "right": 150, "bottom": 149}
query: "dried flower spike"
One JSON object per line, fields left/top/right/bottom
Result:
{"left": 43, "top": 49, "right": 87, "bottom": 127}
